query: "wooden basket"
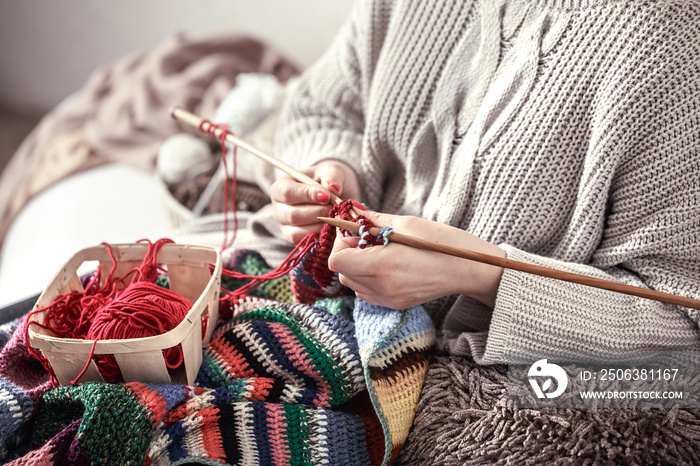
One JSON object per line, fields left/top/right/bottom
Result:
{"left": 27, "top": 243, "right": 221, "bottom": 386}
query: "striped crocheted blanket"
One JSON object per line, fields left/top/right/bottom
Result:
{"left": 0, "top": 248, "right": 435, "bottom": 465}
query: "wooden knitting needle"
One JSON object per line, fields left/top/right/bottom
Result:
{"left": 172, "top": 106, "right": 699, "bottom": 310}
{"left": 170, "top": 106, "right": 345, "bottom": 205}
{"left": 319, "top": 217, "right": 700, "bottom": 311}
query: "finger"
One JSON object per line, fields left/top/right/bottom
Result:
{"left": 328, "top": 235, "right": 375, "bottom": 277}
{"left": 312, "top": 161, "right": 360, "bottom": 200}
{"left": 337, "top": 274, "right": 373, "bottom": 298}
{"left": 273, "top": 202, "right": 333, "bottom": 227}
{"left": 312, "top": 163, "right": 345, "bottom": 189}
{"left": 338, "top": 277, "right": 387, "bottom": 308}
{"left": 356, "top": 210, "right": 429, "bottom": 242}
{"left": 327, "top": 235, "right": 356, "bottom": 274}
{"left": 300, "top": 165, "right": 341, "bottom": 201}
{"left": 333, "top": 234, "right": 360, "bottom": 251}
{"left": 355, "top": 209, "right": 395, "bottom": 228}
{"left": 271, "top": 176, "right": 333, "bottom": 206}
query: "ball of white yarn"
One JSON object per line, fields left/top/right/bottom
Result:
{"left": 157, "top": 133, "right": 216, "bottom": 185}
{"left": 214, "top": 73, "right": 288, "bottom": 135}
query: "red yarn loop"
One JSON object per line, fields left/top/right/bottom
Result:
{"left": 199, "top": 119, "right": 238, "bottom": 252}
{"left": 26, "top": 238, "right": 193, "bottom": 386}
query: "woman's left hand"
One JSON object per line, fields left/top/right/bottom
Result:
{"left": 327, "top": 211, "right": 507, "bottom": 310}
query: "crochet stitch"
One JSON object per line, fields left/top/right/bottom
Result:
{"left": 0, "top": 237, "right": 435, "bottom": 465}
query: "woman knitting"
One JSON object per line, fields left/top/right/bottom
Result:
{"left": 268, "top": 0, "right": 700, "bottom": 364}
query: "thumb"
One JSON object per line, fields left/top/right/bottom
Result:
{"left": 328, "top": 233, "right": 360, "bottom": 274}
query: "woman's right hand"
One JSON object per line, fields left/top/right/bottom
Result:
{"left": 270, "top": 159, "right": 361, "bottom": 244}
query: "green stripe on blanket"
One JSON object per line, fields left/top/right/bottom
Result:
{"left": 0, "top": 249, "right": 435, "bottom": 465}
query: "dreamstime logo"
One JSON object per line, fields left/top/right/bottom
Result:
{"left": 528, "top": 359, "right": 569, "bottom": 399}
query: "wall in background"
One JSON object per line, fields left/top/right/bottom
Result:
{"left": 0, "top": 0, "right": 353, "bottom": 113}
{"left": 0, "top": 0, "right": 354, "bottom": 306}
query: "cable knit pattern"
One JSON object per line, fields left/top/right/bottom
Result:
{"left": 275, "top": 0, "right": 700, "bottom": 363}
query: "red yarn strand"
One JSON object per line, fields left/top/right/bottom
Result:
{"left": 220, "top": 232, "right": 318, "bottom": 299}
{"left": 198, "top": 120, "right": 239, "bottom": 252}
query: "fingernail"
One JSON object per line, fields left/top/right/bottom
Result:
{"left": 325, "top": 181, "right": 341, "bottom": 192}
{"left": 315, "top": 191, "right": 330, "bottom": 203}
{"left": 351, "top": 200, "right": 368, "bottom": 211}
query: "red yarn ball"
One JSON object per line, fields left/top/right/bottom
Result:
{"left": 86, "top": 281, "right": 192, "bottom": 382}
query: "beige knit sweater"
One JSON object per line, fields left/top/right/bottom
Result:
{"left": 274, "top": 0, "right": 700, "bottom": 364}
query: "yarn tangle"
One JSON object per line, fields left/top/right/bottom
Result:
{"left": 25, "top": 238, "right": 193, "bottom": 386}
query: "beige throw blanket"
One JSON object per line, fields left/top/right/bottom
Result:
{"left": 0, "top": 32, "right": 297, "bottom": 246}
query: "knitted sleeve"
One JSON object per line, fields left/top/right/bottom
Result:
{"left": 274, "top": 0, "right": 376, "bottom": 189}
{"left": 447, "top": 29, "right": 700, "bottom": 364}
{"left": 449, "top": 198, "right": 700, "bottom": 365}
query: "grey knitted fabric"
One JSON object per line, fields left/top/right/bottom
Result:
{"left": 274, "top": 0, "right": 700, "bottom": 364}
